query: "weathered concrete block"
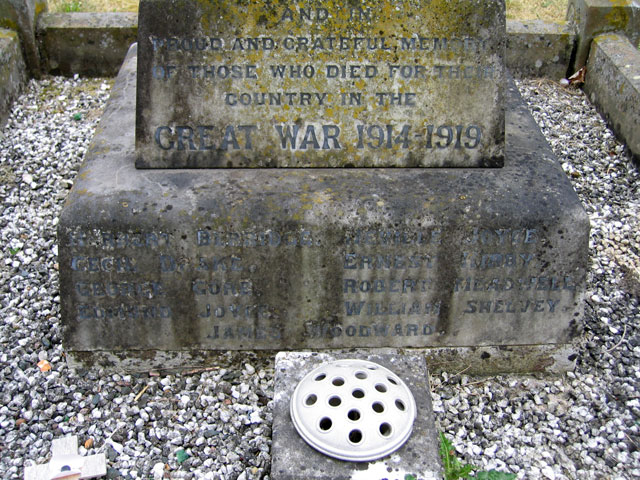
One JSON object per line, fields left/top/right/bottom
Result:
{"left": 567, "top": 0, "right": 640, "bottom": 71}
{"left": 585, "top": 34, "right": 640, "bottom": 163}
{"left": 271, "top": 352, "right": 442, "bottom": 480}
{"left": 58, "top": 46, "right": 590, "bottom": 368}
{"left": 0, "top": 0, "right": 45, "bottom": 76}
{"left": 135, "top": 0, "right": 506, "bottom": 168}
{"left": 37, "top": 12, "right": 137, "bottom": 77}
{"left": 0, "top": 27, "right": 27, "bottom": 127}
{"left": 506, "top": 19, "right": 575, "bottom": 79}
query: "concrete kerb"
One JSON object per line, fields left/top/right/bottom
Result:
{"left": 585, "top": 33, "right": 640, "bottom": 163}
{"left": 506, "top": 19, "right": 576, "bottom": 79}
{"left": 567, "top": 0, "right": 640, "bottom": 72}
{"left": 0, "top": 27, "right": 27, "bottom": 128}
{"left": 0, "top": 0, "right": 46, "bottom": 77}
{"left": 37, "top": 12, "right": 137, "bottom": 77}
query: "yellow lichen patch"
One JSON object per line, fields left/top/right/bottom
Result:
{"left": 311, "top": 190, "right": 333, "bottom": 204}
{"left": 35, "top": 0, "right": 47, "bottom": 15}
{"left": 609, "top": 0, "right": 632, "bottom": 7}
{"left": 0, "top": 28, "right": 18, "bottom": 39}
{"left": 604, "top": 5, "right": 631, "bottom": 30}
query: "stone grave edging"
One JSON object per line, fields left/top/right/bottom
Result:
{"left": 584, "top": 33, "right": 640, "bottom": 163}
{"left": 0, "top": 27, "right": 26, "bottom": 127}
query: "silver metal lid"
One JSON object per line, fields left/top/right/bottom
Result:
{"left": 290, "top": 359, "right": 417, "bottom": 462}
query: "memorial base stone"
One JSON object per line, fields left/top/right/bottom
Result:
{"left": 271, "top": 351, "right": 442, "bottom": 480}
{"left": 59, "top": 45, "right": 589, "bottom": 372}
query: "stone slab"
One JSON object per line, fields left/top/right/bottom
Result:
{"left": 135, "top": 0, "right": 506, "bottom": 168}
{"left": 59, "top": 45, "right": 589, "bottom": 358}
{"left": 37, "top": 12, "right": 137, "bottom": 77}
{"left": 506, "top": 20, "right": 575, "bottom": 79}
{"left": 0, "top": 27, "right": 26, "bottom": 127}
{"left": 585, "top": 33, "right": 640, "bottom": 163}
{"left": 271, "top": 351, "right": 442, "bottom": 480}
{"left": 567, "top": 0, "right": 640, "bottom": 71}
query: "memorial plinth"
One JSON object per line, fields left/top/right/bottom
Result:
{"left": 58, "top": 0, "right": 588, "bottom": 372}
{"left": 135, "top": 0, "right": 505, "bottom": 168}
{"left": 58, "top": 45, "right": 589, "bottom": 370}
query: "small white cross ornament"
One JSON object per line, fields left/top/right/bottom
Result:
{"left": 24, "top": 435, "right": 106, "bottom": 480}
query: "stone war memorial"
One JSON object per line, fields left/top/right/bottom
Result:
{"left": 58, "top": 0, "right": 589, "bottom": 373}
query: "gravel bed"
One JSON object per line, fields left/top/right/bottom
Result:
{"left": 431, "top": 81, "right": 639, "bottom": 480}
{"left": 0, "top": 75, "right": 639, "bottom": 480}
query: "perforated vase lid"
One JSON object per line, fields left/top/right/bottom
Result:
{"left": 289, "top": 359, "right": 417, "bottom": 462}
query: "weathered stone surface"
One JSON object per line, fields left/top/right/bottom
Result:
{"left": 271, "top": 352, "right": 442, "bottom": 480}
{"left": 585, "top": 33, "right": 640, "bottom": 163}
{"left": 37, "top": 12, "right": 137, "bottom": 77}
{"left": 0, "top": 0, "right": 45, "bottom": 76}
{"left": 59, "top": 46, "right": 589, "bottom": 358}
{"left": 135, "top": 0, "right": 506, "bottom": 168}
{"left": 567, "top": 0, "right": 640, "bottom": 71}
{"left": 506, "top": 19, "right": 575, "bottom": 79}
{"left": 66, "top": 344, "right": 577, "bottom": 375}
{"left": 0, "top": 27, "right": 26, "bottom": 127}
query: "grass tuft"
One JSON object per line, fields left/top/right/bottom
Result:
{"left": 60, "top": 0, "right": 82, "bottom": 12}
{"left": 49, "top": 0, "right": 138, "bottom": 12}
{"left": 439, "top": 433, "right": 517, "bottom": 480}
